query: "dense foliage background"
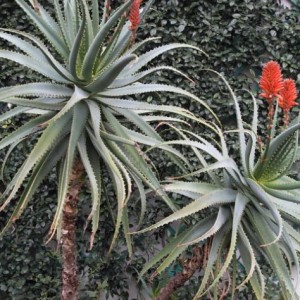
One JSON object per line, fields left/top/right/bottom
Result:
{"left": 0, "top": 0, "right": 299, "bottom": 299}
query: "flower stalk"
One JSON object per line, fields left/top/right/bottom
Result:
{"left": 255, "top": 61, "right": 298, "bottom": 177}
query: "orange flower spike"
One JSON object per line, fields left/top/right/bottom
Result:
{"left": 278, "top": 79, "right": 298, "bottom": 127}
{"left": 278, "top": 79, "right": 298, "bottom": 112}
{"left": 259, "top": 61, "right": 284, "bottom": 103}
{"left": 129, "top": 0, "right": 142, "bottom": 31}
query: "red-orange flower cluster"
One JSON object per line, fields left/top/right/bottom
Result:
{"left": 129, "top": 0, "right": 142, "bottom": 31}
{"left": 259, "top": 61, "right": 284, "bottom": 103}
{"left": 259, "top": 61, "right": 298, "bottom": 127}
{"left": 278, "top": 79, "right": 298, "bottom": 112}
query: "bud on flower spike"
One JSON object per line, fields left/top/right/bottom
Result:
{"left": 129, "top": 0, "right": 142, "bottom": 32}
{"left": 279, "top": 79, "right": 298, "bottom": 126}
{"left": 278, "top": 79, "right": 298, "bottom": 112}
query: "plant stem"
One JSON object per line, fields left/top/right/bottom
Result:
{"left": 283, "top": 110, "right": 289, "bottom": 128}
{"left": 254, "top": 100, "right": 274, "bottom": 178}
{"left": 61, "top": 159, "right": 85, "bottom": 300}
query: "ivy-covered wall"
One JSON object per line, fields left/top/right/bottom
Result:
{"left": 0, "top": 0, "right": 299, "bottom": 299}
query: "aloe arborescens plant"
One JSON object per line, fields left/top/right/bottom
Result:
{"left": 0, "top": 0, "right": 212, "bottom": 298}
{"left": 138, "top": 63, "right": 300, "bottom": 300}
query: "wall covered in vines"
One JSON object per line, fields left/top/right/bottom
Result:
{"left": 0, "top": 0, "right": 299, "bottom": 299}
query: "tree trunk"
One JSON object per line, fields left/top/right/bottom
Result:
{"left": 155, "top": 246, "right": 204, "bottom": 300}
{"left": 61, "top": 159, "right": 85, "bottom": 300}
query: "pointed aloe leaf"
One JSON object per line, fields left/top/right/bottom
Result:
{"left": 155, "top": 217, "right": 218, "bottom": 275}
{"left": 38, "top": 5, "right": 63, "bottom": 39}
{"left": 100, "top": 130, "right": 135, "bottom": 145}
{"left": 86, "top": 55, "right": 137, "bottom": 92}
{"left": 4, "top": 97, "right": 63, "bottom": 111}
{"left": 99, "top": 83, "right": 219, "bottom": 123}
{"left": 105, "top": 135, "right": 172, "bottom": 217}
{"left": 0, "top": 137, "right": 69, "bottom": 237}
{"left": 202, "top": 193, "right": 249, "bottom": 295}
{"left": 115, "top": 108, "right": 191, "bottom": 173}
{"left": 53, "top": 0, "right": 70, "bottom": 49}
{"left": 102, "top": 108, "right": 177, "bottom": 212}
{"left": 96, "top": 97, "right": 202, "bottom": 126}
{"left": 79, "top": 0, "right": 94, "bottom": 48}
{"left": 1, "top": 138, "right": 25, "bottom": 182}
{"left": 15, "top": 0, "right": 68, "bottom": 59}
{"left": 69, "top": 16, "right": 86, "bottom": 79}
{"left": 205, "top": 69, "right": 247, "bottom": 172}
{"left": 180, "top": 207, "right": 230, "bottom": 246}
{"left": 263, "top": 185, "right": 300, "bottom": 204}
{"left": 138, "top": 222, "right": 196, "bottom": 280}
{"left": 162, "top": 124, "right": 221, "bottom": 185}
{"left": 246, "top": 178, "right": 283, "bottom": 246}
{"left": 264, "top": 176, "right": 300, "bottom": 190}
{"left": 139, "top": 115, "right": 188, "bottom": 124}
{"left": 0, "top": 31, "right": 45, "bottom": 62}
{"left": 0, "top": 106, "right": 30, "bottom": 123}
{"left": 244, "top": 90, "right": 258, "bottom": 171}
{"left": 0, "top": 29, "right": 75, "bottom": 82}
{"left": 0, "top": 113, "right": 53, "bottom": 151}
{"left": 245, "top": 131, "right": 256, "bottom": 177}
{"left": 236, "top": 226, "right": 257, "bottom": 290}
{"left": 255, "top": 121, "right": 300, "bottom": 180}
{"left": 164, "top": 181, "right": 218, "bottom": 197}
{"left": 270, "top": 196, "right": 300, "bottom": 221}
{"left": 238, "top": 235, "right": 264, "bottom": 299}
{"left": 54, "top": 157, "right": 66, "bottom": 245}
{"left": 81, "top": 0, "right": 134, "bottom": 79}
{"left": 0, "top": 83, "right": 72, "bottom": 101}
{"left": 130, "top": 173, "right": 146, "bottom": 228}
{"left": 77, "top": 133, "right": 101, "bottom": 249}
{"left": 48, "top": 102, "right": 89, "bottom": 239}
{"left": 257, "top": 131, "right": 297, "bottom": 182}
{"left": 135, "top": 189, "right": 237, "bottom": 234}
{"left": 248, "top": 207, "right": 297, "bottom": 299}
{"left": 110, "top": 66, "right": 193, "bottom": 89}
{"left": 64, "top": 0, "right": 77, "bottom": 44}
{"left": 0, "top": 110, "right": 73, "bottom": 212}
{"left": 86, "top": 100, "right": 101, "bottom": 136}
{"left": 87, "top": 130, "right": 127, "bottom": 248}
{"left": 122, "top": 207, "right": 133, "bottom": 258}
{"left": 172, "top": 158, "right": 239, "bottom": 181}
{"left": 121, "top": 44, "right": 205, "bottom": 76}
{"left": 94, "top": 15, "right": 127, "bottom": 74}
{"left": 148, "top": 139, "right": 224, "bottom": 164}
{"left": 122, "top": 127, "right": 189, "bottom": 169}
{"left": 110, "top": 148, "right": 132, "bottom": 206}
{"left": 91, "top": 0, "right": 99, "bottom": 34}
{"left": 140, "top": 215, "right": 217, "bottom": 280}
{"left": 86, "top": 142, "right": 102, "bottom": 248}
{"left": 194, "top": 223, "right": 231, "bottom": 299}
{"left": 279, "top": 228, "right": 300, "bottom": 288}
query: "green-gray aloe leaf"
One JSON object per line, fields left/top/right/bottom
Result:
{"left": 135, "top": 189, "right": 237, "bottom": 234}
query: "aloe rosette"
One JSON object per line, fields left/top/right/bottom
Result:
{"left": 138, "top": 69, "right": 300, "bottom": 299}
{"left": 0, "top": 0, "right": 213, "bottom": 253}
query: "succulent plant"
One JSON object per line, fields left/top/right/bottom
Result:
{"left": 0, "top": 0, "right": 211, "bottom": 297}
{"left": 138, "top": 66, "right": 300, "bottom": 300}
